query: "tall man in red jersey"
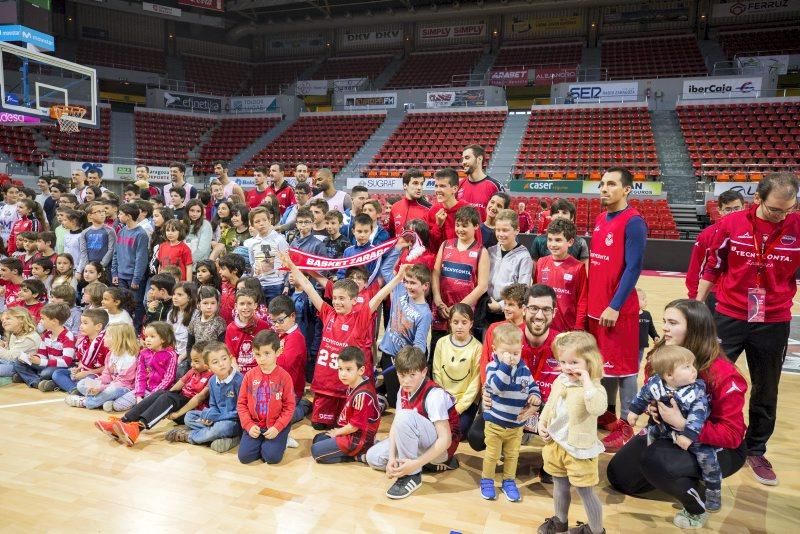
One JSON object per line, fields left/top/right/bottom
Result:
{"left": 426, "top": 168, "right": 469, "bottom": 252}
{"left": 697, "top": 173, "right": 800, "bottom": 486}
{"left": 587, "top": 168, "right": 647, "bottom": 451}
{"left": 457, "top": 144, "right": 504, "bottom": 219}
{"left": 685, "top": 189, "right": 744, "bottom": 313}
{"left": 389, "top": 168, "right": 431, "bottom": 237}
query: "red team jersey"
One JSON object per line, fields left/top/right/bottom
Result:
{"left": 685, "top": 223, "right": 717, "bottom": 299}
{"left": 267, "top": 182, "right": 297, "bottom": 215}
{"left": 277, "top": 325, "right": 307, "bottom": 399}
{"left": 433, "top": 239, "right": 481, "bottom": 331}
{"left": 245, "top": 187, "right": 269, "bottom": 209}
{"left": 225, "top": 318, "right": 269, "bottom": 374}
{"left": 335, "top": 378, "right": 381, "bottom": 455}
{"left": 313, "top": 302, "right": 375, "bottom": 398}
{"left": 456, "top": 176, "right": 503, "bottom": 220}
{"left": 389, "top": 197, "right": 431, "bottom": 237}
{"left": 535, "top": 255, "right": 588, "bottom": 332}
{"left": 400, "top": 378, "right": 461, "bottom": 460}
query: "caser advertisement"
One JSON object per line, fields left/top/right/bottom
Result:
{"left": 682, "top": 77, "right": 762, "bottom": 99}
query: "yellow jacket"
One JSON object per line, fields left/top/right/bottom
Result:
{"left": 432, "top": 336, "right": 482, "bottom": 414}
{"left": 540, "top": 375, "right": 608, "bottom": 449}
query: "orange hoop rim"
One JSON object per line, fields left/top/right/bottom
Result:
{"left": 49, "top": 104, "right": 87, "bottom": 120}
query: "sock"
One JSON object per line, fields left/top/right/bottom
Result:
{"left": 601, "top": 376, "right": 619, "bottom": 416}
{"left": 553, "top": 476, "right": 571, "bottom": 523}
{"left": 576, "top": 486, "right": 603, "bottom": 534}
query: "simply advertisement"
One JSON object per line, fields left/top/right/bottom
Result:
{"left": 682, "top": 77, "right": 762, "bottom": 99}
{"left": 567, "top": 82, "right": 638, "bottom": 102}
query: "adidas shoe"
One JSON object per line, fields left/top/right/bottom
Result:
{"left": 386, "top": 473, "right": 422, "bottom": 499}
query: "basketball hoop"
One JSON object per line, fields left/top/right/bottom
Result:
{"left": 49, "top": 105, "right": 87, "bottom": 133}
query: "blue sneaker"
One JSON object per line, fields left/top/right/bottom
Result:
{"left": 501, "top": 479, "right": 521, "bottom": 502}
{"left": 480, "top": 478, "right": 496, "bottom": 500}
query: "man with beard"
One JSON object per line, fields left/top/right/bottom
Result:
{"left": 313, "top": 168, "right": 352, "bottom": 214}
{"left": 163, "top": 162, "right": 197, "bottom": 208}
{"left": 213, "top": 160, "right": 245, "bottom": 202}
{"left": 587, "top": 167, "right": 647, "bottom": 452}
{"left": 266, "top": 162, "right": 296, "bottom": 215}
{"left": 86, "top": 168, "right": 109, "bottom": 197}
{"left": 457, "top": 144, "right": 504, "bottom": 220}
{"left": 294, "top": 163, "right": 311, "bottom": 189}
{"left": 245, "top": 166, "right": 270, "bottom": 209}
{"left": 389, "top": 168, "right": 431, "bottom": 237}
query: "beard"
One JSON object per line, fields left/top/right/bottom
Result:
{"left": 526, "top": 316, "right": 549, "bottom": 337}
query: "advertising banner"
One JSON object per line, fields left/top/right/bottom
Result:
{"left": 268, "top": 35, "right": 325, "bottom": 52}
{"left": 288, "top": 238, "right": 398, "bottom": 271}
{"left": 489, "top": 69, "right": 529, "bottom": 87}
{"left": 508, "top": 14, "right": 583, "bottom": 36}
{"left": 0, "top": 112, "right": 41, "bottom": 124}
{"left": 712, "top": 0, "right": 800, "bottom": 19}
{"left": 142, "top": 2, "right": 181, "bottom": 17}
{"left": 737, "top": 55, "right": 790, "bottom": 75}
{"left": 426, "top": 89, "right": 485, "bottom": 108}
{"left": 343, "top": 92, "right": 397, "bottom": 110}
{"left": 178, "top": 0, "right": 224, "bottom": 12}
{"left": 582, "top": 181, "right": 663, "bottom": 196}
{"left": 568, "top": 82, "right": 638, "bottom": 102}
{"left": 712, "top": 182, "right": 759, "bottom": 198}
{"left": 163, "top": 91, "right": 222, "bottom": 112}
{"left": 52, "top": 161, "right": 190, "bottom": 184}
{"left": 230, "top": 96, "right": 278, "bottom": 114}
{"left": 420, "top": 22, "right": 486, "bottom": 40}
{"left": 604, "top": 6, "right": 689, "bottom": 24}
{"left": 0, "top": 24, "right": 55, "bottom": 51}
{"left": 333, "top": 78, "right": 367, "bottom": 92}
{"left": 509, "top": 180, "right": 583, "bottom": 193}
{"left": 681, "top": 77, "right": 762, "bottom": 99}
{"left": 534, "top": 67, "right": 578, "bottom": 86}
{"left": 346, "top": 177, "right": 436, "bottom": 191}
{"left": 295, "top": 79, "right": 328, "bottom": 96}
{"left": 340, "top": 28, "right": 403, "bottom": 48}
{"left": 113, "top": 164, "right": 175, "bottom": 184}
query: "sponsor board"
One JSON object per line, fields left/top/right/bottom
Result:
{"left": 142, "top": 2, "right": 181, "bottom": 17}
{"left": 346, "top": 178, "right": 437, "bottom": 191}
{"left": 178, "top": 0, "right": 223, "bottom": 12}
{"left": 163, "top": 91, "right": 222, "bottom": 112}
{"left": 534, "top": 67, "right": 578, "bottom": 86}
{"left": 568, "top": 82, "right": 638, "bottom": 102}
{"left": 712, "top": 0, "right": 800, "bottom": 19}
{"left": 508, "top": 14, "right": 583, "bottom": 34}
{"left": 738, "top": 55, "right": 790, "bottom": 75}
{"left": 269, "top": 36, "right": 325, "bottom": 51}
{"left": 682, "top": 77, "right": 762, "bottom": 99}
{"left": 712, "top": 181, "right": 760, "bottom": 198}
{"left": 235, "top": 177, "right": 256, "bottom": 188}
{"left": 426, "top": 89, "right": 485, "bottom": 108}
{"left": 296, "top": 79, "right": 328, "bottom": 96}
{"left": 604, "top": 6, "right": 689, "bottom": 24}
{"left": 489, "top": 69, "right": 529, "bottom": 87}
{"left": 333, "top": 78, "right": 367, "bottom": 92}
{"left": 509, "top": 180, "right": 583, "bottom": 193}
{"left": 0, "top": 112, "right": 40, "bottom": 124}
{"left": 229, "top": 96, "right": 278, "bottom": 114}
{"left": 343, "top": 92, "right": 397, "bottom": 110}
{"left": 420, "top": 22, "right": 486, "bottom": 40}
{"left": 340, "top": 28, "right": 403, "bottom": 48}
{"left": 582, "top": 181, "right": 662, "bottom": 196}
{"left": 0, "top": 24, "right": 55, "bottom": 51}
{"left": 51, "top": 161, "right": 191, "bottom": 184}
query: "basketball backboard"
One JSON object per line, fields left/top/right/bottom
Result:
{"left": 0, "top": 41, "right": 97, "bottom": 127}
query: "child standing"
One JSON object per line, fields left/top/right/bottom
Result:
{"left": 0, "top": 308, "right": 40, "bottom": 384}
{"left": 311, "top": 347, "right": 381, "bottom": 464}
{"left": 13, "top": 303, "right": 76, "bottom": 391}
{"left": 637, "top": 288, "right": 659, "bottom": 364}
{"left": 75, "top": 323, "right": 139, "bottom": 411}
{"left": 110, "top": 203, "right": 149, "bottom": 330}
{"left": 537, "top": 332, "right": 608, "bottom": 534}
{"left": 57, "top": 308, "right": 110, "bottom": 398}
{"left": 31, "top": 258, "right": 54, "bottom": 294}
{"left": 534, "top": 219, "right": 588, "bottom": 332}
{"left": 245, "top": 206, "right": 289, "bottom": 303}
{"left": 14, "top": 232, "right": 39, "bottom": 277}
{"left": 188, "top": 286, "right": 226, "bottom": 349}
{"left": 626, "top": 345, "right": 721, "bottom": 512}
{"left": 218, "top": 254, "right": 245, "bottom": 323}
{"left": 267, "top": 295, "right": 307, "bottom": 421}
{"left": 225, "top": 289, "right": 269, "bottom": 374}
{"left": 433, "top": 304, "right": 482, "bottom": 438}
{"left": 323, "top": 211, "right": 350, "bottom": 259}
{"left": 184, "top": 199, "right": 213, "bottom": 263}
{"left": 170, "top": 342, "right": 244, "bottom": 452}
{"left": 237, "top": 330, "right": 296, "bottom": 465}
{"left": 78, "top": 201, "right": 116, "bottom": 273}
{"left": 158, "top": 220, "right": 194, "bottom": 282}
{"left": 480, "top": 323, "right": 540, "bottom": 502}
{"left": 102, "top": 287, "right": 134, "bottom": 326}
{"left": 169, "top": 282, "right": 199, "bottom": 376}
{"left": 8, "top": 198, "right": 41, "bottom": 254}
{"left": 61, "top": 209, "right": 86, "bottom": 263}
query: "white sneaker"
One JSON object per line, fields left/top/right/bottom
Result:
{"left": 64, "top": 394, "right": 84, "bottom": 407}
{"left": 286, "top": 436, "right": 299, "bottom": 448}
{"left": 102, "top": 401, "right": 114, "bottom": 412}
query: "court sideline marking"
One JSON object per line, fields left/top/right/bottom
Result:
{"left": 0, "top": 399, "right": 63, "bottom": 410}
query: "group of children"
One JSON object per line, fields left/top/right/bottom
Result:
{"left": 0, "top": 171, "right": 723, "bottom": 534}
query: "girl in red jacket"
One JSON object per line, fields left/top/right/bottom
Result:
{"left": 224, "top": 289, "right": 268, "bottom": 374}
{"left": 8, "top": 199, "right": 42, "bottom": 254}
{"left": 606, "top": 299, "right": 747, "bottom": 530}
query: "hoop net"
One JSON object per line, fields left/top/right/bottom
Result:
{"left": 49, "top": 105, "right": 87, "bottom": 133}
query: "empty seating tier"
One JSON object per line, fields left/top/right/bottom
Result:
{"left": 251, "top": 60, "right": 314, "bottom": 95}
{"left": 514, "top": 106, "right": 660, "bottom": 180}
{"left": 718, "top": 27, "right": 800, "bottom": 58}
{"left": 135, "top": 112, "right": 217, "bottom": 167}
{"left": 194, "top": 116, "right": 282, "bottom": 175}
{"left": 77, "top": 40, "right": 166, "bottom": 74}
{"left": 42, "top": 108, "right": 111, "bottom": 162}
{"left": 244, "top": 113, "right": 384, "bottom": 174}
{"left": 0, "top": 126, "right": 45, "bottom": 164}
{"left": 385, "top": 49, "right": 483, "bottom": 89}
{"left": 677, "top": 100, "right": 800, "bottom": 179}
{"left": 601, "top": 34, "right": 706, "bottom": 79}
{"left": 366, "top": 110, "right": 505, "bottom": 178}
{"left": 314, "top": 55, "right": 394, "bottom": 80}
{"left": 183, "top": 56, "right": 250, "bottom": 96}
{"left": 494, "top": 42, "right": 582, "bottom": 68}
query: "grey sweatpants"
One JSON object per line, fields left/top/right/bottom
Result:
{"left": 366, "top": 409, "right": 448, "bottom": 476}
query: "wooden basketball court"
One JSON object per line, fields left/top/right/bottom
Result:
{"left": 0, "top": 274, "right": 797, "bottom": 533}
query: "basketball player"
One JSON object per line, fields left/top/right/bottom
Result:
{"left": 389, "top": 168, "right": 431, "bottom": 237}
{"left": 213, "top": 161, "right": 245, "bottom": 201}
{"left": 245, "top": 166, "right": 270, "bottom": 208}
{"left": 163, "top": 162, "right": 197, "bottom": 208}
{"left": 697, "top": 173, "right": 800, "bottom": 486}
{"left": 587, "top": 168, "right": 647, "bottom": 451}
{"left": 266, "top": 163, "right": 296, "bottom": 215}
{"left": 457, "top": 144, "right": 504, "bottom": 219}
{"left": 313, "top": 168, "right": 352, "bottom": 214}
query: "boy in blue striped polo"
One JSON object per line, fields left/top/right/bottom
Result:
{"left": 481, "top": 323, "right": 541, "bottom": 502}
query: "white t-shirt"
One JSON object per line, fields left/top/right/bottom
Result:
{"left": 394, "top": 384, "right": 453, "bottom": 423}
{"left": 0, "top": 202, "right": 19, "bottom": 242}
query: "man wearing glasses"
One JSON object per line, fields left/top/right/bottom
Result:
{"left": 685, "top": 189, "right": 745, "bottom": 312}
{"left": 697, "top": 172, "right": 800, "bottom": 487}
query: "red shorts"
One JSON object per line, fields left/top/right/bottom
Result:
{"left": 588, "top": 313, "right": 639, "bottom": 377}
{"left": 311, "top": 393, "right": 346, "bottom": 426}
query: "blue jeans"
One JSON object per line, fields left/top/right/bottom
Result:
{"left": 79, "top": 381, "right": 131, "bottom": 410}
{"left": 0, "top": 358, "right": 14, "bottom": 377}
{"left": 184, "top": 410, "right": 241, "bottom": 444}
{"left": 238, "top": 425, "right": 290, "bottom": 464}
{"left": 261, "top": 283, "right": 283, "bottom": 305}
{"left": 458, "top": 403, "right": 478, "bottom": 439}
{"left": 311, "top": 432, "right": 352, "bottom": 464}
{"left": 13, "top": 361, "right": 56, "bottom": 387}
{"left": 53, "top": 369, "right": 97, "bottom": 393}
{"left": 118, "top": 278, "right": 145, "bottom": 331}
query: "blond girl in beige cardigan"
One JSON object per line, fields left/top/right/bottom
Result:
{"left": 537, "top": 331, "right": 608, "bottom": 534}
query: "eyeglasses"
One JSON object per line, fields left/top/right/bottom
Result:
{"left": 526, "top": 305, "right": 554, "bottom": 315}
{"left": 271, "top": 315, "right": 288, "bottom": 325}
{"left": 718, "top": 205, "right": 743, "bottom": 215}
{"left": 762, "top": 203, "right": 797, "bottom": 217}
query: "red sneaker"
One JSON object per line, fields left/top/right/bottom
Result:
{"left": 94, "top": 419, "right": 120, "bottom": 440}
{"left": 597, "top": 410, "right": 618, "bottom": 431}
{"left": 602, "top": 420, "right": 634, "bottom": 452}
{"left": 746, "top": 455, "right": 778, "bottom": 486}
{"left": 113, "top": 420, "right": 141, "bottom": 447}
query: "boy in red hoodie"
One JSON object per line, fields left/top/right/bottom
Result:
{"left": 237, "top": 330, "right": 296, "bottom": 464}
{"left": 225, "top": 289, "right": 268, "bottom": 374}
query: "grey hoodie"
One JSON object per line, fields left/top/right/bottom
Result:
{"left": 487, "top": 243, "right": 534, "bottom": 304}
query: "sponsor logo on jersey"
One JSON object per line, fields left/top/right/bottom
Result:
{"left": 781, "top": 235, "right": 796, "bottom": 246}
{"left": 604, "top": 232, "right": 614, "bottom": 246}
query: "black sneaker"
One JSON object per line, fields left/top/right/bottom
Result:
{"left": 37, "top": 380, "right": 57, "bottom": 392}
{"left": 422, "top": 456, "right": 460, "bottom": 473}
{"left": 537, "top": 516, "right": 568, "bottom": 534}
{"left": 386, "top": 473, "right": 422, "bottom": 499}
{"left": 11, "top": 374, "right": 23, "bottom": 383}
{"left": 539, "top": 467, "right": 553, "bottom": 484}
{"left": 376, "top": 394, "right": 388, "bottom": 415}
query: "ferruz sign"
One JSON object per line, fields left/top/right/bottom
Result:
{"left": 567, "top": 82, "right": 638, "bottom": 102}
{"left": 163, "top": 91, "right": 222, "bottom": 112}
{"left": 712, "top": 0, "right": 800, "bottom": 19}
{"left": 682, "top": 77, "right": 762, "bottom": 99}
{"left": 489, "top": 69, "right": 529, "bottom": 86}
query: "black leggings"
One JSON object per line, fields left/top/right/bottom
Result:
{"left": 606, "top": 435, "right": 746, "bottom": 515}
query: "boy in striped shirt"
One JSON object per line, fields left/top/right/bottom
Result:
{"left": 480, "top": 323, "right": 540, "bottom": 503}
{"left": 13, "top": 303, "right": 76, "bottom": 391}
